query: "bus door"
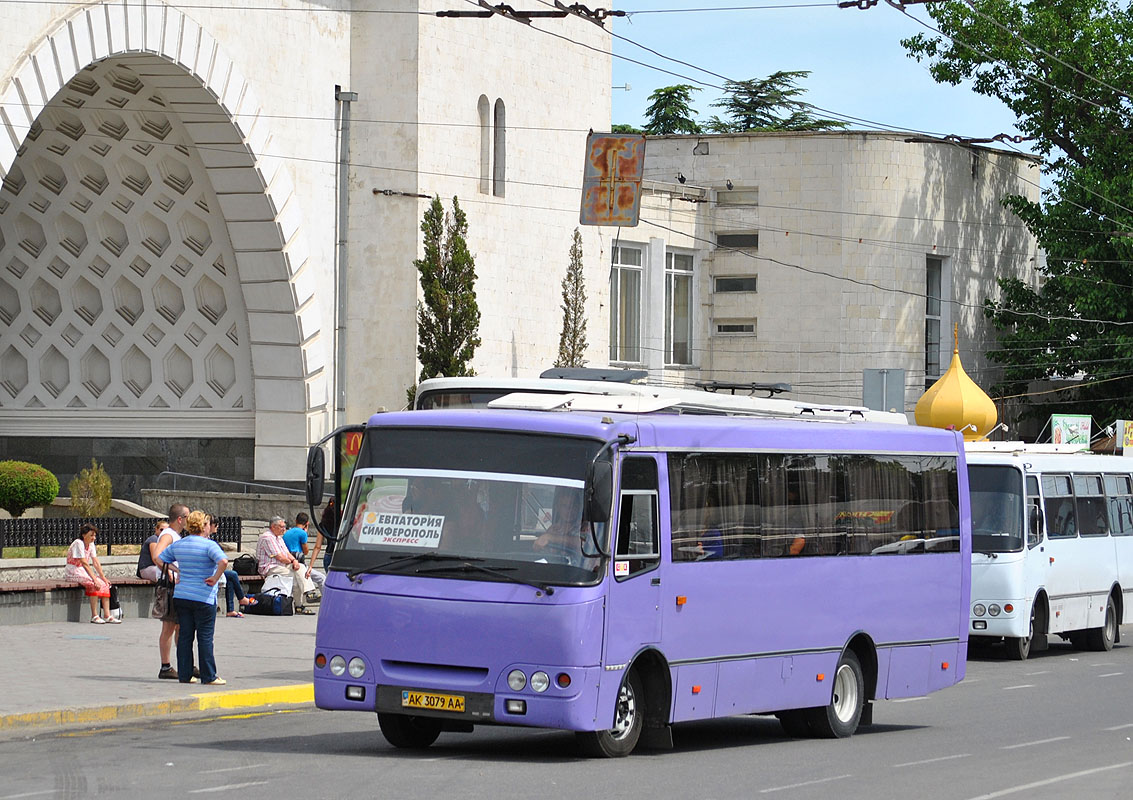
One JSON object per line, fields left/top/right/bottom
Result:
{"left": 1022, "top": 474, "right": 1048, "bottom": 606}
{"left": 1105, "top": 474, "right": 1133, "bottom": 617}
{"left": 1041, "top": 473, "right": 1084, "bottom": 630}
{"left": 604, "top": 455, "right": 663, "bottom": 668}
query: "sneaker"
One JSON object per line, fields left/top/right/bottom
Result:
{"left": 90, "top": 615, "right": 105, "bottom": 624}
{"left": 203, "top": 677, "right": 227, "bottom": 686}
{"left": 188, "top": 676, "right": 200, "bottom": 684}
{"left": 158, "top": 666, "right": 179, "bottom": 680}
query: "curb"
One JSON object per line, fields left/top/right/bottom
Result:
{"left": 0, "top": 683, "right": 314, "bottom": 734}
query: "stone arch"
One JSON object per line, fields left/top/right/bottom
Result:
{"left": 0, "top": 1, "right": 324, "bottom": 479}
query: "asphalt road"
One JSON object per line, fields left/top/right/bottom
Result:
{"left": 4, "top": 634, "right": 1132, "bottom": 800}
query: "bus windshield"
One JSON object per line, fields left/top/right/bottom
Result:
{"left": 335, "top": 428, "right": 605, "bottom": 584}
{"left": 969, "top": 465, "right": 1025, "bottom": 553}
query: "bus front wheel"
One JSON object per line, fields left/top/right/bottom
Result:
{"left": 577, "top": 671, "right": 644, "bottom": 757}
{"left": 378, "top": 713, "right": 442, "bottom": 749}
{"left": 1007, "top": 605, "right": 1036, "bottom": 661}
{"left": 807, "top": 651, "right": 864, "bottom": 738}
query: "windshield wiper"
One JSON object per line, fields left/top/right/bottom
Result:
{"left": 973, "top": 550, "right": 1000, "bottom": 558}
{"left": 347, "top": 552, "right": 481, "bottom": 582}
{"left": 415, "top": 562, "right": 556, "bottom": 596}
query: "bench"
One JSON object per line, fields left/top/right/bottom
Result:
{"left": 0, "top": 573, "right": 266, "bottom": 625}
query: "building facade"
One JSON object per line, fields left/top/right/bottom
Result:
{"left": 610, "top": 131, "right": 1042, "bottom": 415}
{"left": 0, "top": 1, "right": 612, "bottom": 499}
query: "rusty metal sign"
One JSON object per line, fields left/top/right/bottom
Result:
{"left": 580, "top": 132, "right": 645, "bottom": 227}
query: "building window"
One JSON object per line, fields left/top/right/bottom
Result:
{"left": 716, "top": 232, "right": 759, "bottom": 249}
{"left": 665, "top": 252, "right": 693, "bottom": 365}
{"left": 925, "top": 255, "right": 943, "bottom": 389}
{"left": 714, "top": 276, "right": 757, "bottom": 293}
{"left": 493, "top": 99, "right": 506, "bottom": 197}
{"left": 478, "top": 95, "right": 491, "bottom": 195}
{"left": 715, "top": 319, "right": 756, "bottom": 336}
{"left": 610, "top": 245, "right": 642, "bottom": 363}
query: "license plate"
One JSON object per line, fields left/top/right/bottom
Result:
{"left": 401, "top": 690, "right": 465, "bottom": 713}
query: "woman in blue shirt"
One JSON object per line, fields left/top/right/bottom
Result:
{"left": 159, "top": 510, "right": 229, "bottom": 685}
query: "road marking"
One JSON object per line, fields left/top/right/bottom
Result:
{"left": 202, "top": 764, "right": 269, "bottom": 775}
{"left": 963, "top": 761, "right": 1133, "bottom": 800}
{"left": 1023, "top": 670, "right": 1050, "bottom": 676}
{"left": 891, "top": 697, "right": 927, "bottom": 703}
{"left": 759, "top": 775, "right": 852, "bottom": 793}
{"left": 1002, "top": 684, "right": 1035, "bottom": 690}
{"left": 1104, "top": 723, "right": 1133, "bottom": 731}
{"left": 1000, "top": 736, "right": 1070, "bottom": 750}
{"left": 1098, "top": 672, "right": 1123, "bottom": 678}
{"left": 893, "top": 753, "right": 971, "bottom": 768}
{"left": 188, "top": 782, "right": 270, "bottom": 794}
{"left": 0, "top": 791, "right": 58, "bottom": 799}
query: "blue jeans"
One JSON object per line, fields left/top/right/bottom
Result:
{"left": 173, "top": 598, "right": 217, "bottom": 684}
{"left": 223, "top": 569, "right": 248, "bottom": 612}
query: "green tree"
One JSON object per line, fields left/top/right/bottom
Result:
{"left": 415, "top": 195, "right": 481, "bottom": 384}
{"left": 555, "top": 228, "right": 588, "bottom": 368}
{"left": 903, "top": 0, "right": 1133, "bottom": 423}
{"left": 643, "top": 85, "right": 702, "bottom": 135}
{"left": 704, "top": 71, "right": 847, "bottom": 133}
{"left": 611, "top": 123, "right": 643, "bottom": 134}
{"left": 68, "top": 459, "right": 113, "bottom": 517}
{"left": 0, "top": 461, "right": 59, "bottom": 518}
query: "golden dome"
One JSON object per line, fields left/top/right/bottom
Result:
{"left": 914, "top": 325, "right": 997, "bottom": 441}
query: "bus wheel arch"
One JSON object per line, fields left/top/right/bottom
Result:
{"left": 1111, "top": 586, "right": 1123, "bottom": 644}
{"left": 578, "top": 649, "right": 670, "bottom": 757}
{"left": 844, "top": 633, "right": 878, "bottom": 702}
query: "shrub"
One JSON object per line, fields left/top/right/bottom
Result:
{"left": 68, "top": 459, "right": 113, "bottom": 517}
{"left": 0, "top": 461, "right": 60, "bottom": 518}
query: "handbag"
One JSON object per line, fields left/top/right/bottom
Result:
{"left": 245, "top": 591, "right": 294, "bottom": 616}
{"left": 231, "top": 554, "right": 258, "bottom": 576}
{"left": 149, "top": 564, "right": 177, "bottom": 621}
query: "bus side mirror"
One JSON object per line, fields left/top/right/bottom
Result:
{"left": 1028, "top": 504, "right": 1043, "bottom": 545}
{"left": 306, "top": 446, "right": 326, "bottom": 508}
{"left": 587, "top": 460, "right": 613, "bottom": 523}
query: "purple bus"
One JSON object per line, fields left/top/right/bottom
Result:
{"left": 306, "top": 403, "right": 970, "bottom": 756}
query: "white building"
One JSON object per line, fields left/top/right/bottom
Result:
{"left": 610, "top": 131, "right": 1042, "bottom": 415}
{"left": 0, "top": 1, "right": 612, "bottom": 496}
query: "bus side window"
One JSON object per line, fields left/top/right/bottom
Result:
{"left": 1043, "top": 474, "right": 1077, "bottom": 539}
{"left": 1025, "top": 475, "right": 1043, "bottom": 548}
{"left": 615, "top": 457, "right": 660, "bottom": 579}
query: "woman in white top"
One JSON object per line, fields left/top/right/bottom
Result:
{"left": 65, "top": 523, "right": 119, "bottom": 624}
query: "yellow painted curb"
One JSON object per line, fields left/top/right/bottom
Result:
{"left": 0, "top": 683, "right": 313, "bottom": 733}
{"left": 193, "top": 683, "right": 314, "bottom": 711}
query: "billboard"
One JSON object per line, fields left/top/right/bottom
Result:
{"left": 1050, "top": 414, "right": 1091, "bottom": 446}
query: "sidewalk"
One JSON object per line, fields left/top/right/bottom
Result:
{"left": 0, "top": 610, "right": 318, "bottom": 736}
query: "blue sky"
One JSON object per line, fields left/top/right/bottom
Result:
{"left": 609, "top": 1, "right": 1024, "bottom": 142}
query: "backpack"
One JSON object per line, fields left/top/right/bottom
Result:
{"left": 245, "top": 590, "right": 293, "bottom": 616}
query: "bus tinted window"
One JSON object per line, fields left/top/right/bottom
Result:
{"left": 969, "top": 465, "right": 1025, "bottom": 553}
{"left": 668, "top": 452, "right": 960, "bottom": 561}
{"left": 1043, "top": 474, "right": 1078, "bottom": 538}
{"left": 1105, "top": 474, "right": 1133, "bottom": 536}
{"left": 1075, "top": 474, "right": 1109, "bottom": 536}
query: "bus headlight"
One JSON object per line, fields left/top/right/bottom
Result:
{"left": 973, "top": 604, "right": 986, "bottom": 617}
{"left": 348, "top": 657, "right": 366, "bottom": 678}
{"left": 329, "top": 655, "right": 347, "bottom": 676}
{"left": 988, "top": 604, "right": 1001, "bottom": 616}
{"left": 530, "top": 671, "right": 550, "bottom": 693}
{"left": 508, "top": 670, "right": 527, "bottom": 691}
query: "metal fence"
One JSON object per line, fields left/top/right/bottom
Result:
{"left": 0, "top": 516, "right": 242, "bottom": 558}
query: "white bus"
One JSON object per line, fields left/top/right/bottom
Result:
{"left": 966, "top": 443, "right": 1132, "bottom": 660}
{"left": 415, "top": 372, "right": 909, "bottom": 425}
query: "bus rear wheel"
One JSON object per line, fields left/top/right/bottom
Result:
{"left": 1086, "top": 596, "right": 1117, "bottom": 652}
{"left": 378, "top": 713, "right": 442, "bottom": 749}
{"left": 577, "top": 671, "right": 643, "bottom": 757}
{"left": 807, "top": 651, "right": 864, "bottom": 738}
